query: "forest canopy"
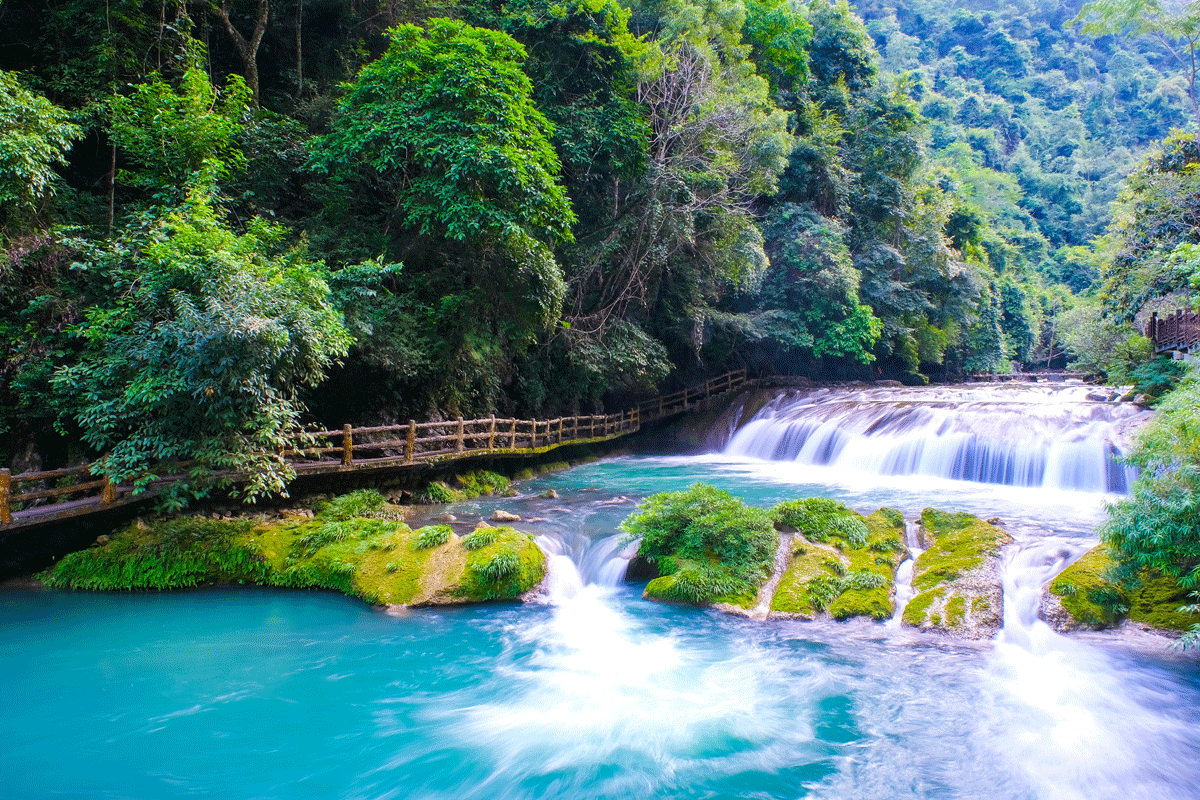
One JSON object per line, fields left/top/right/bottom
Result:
{"left": 0, "top": 0, "right": 1195, "bottom": 488}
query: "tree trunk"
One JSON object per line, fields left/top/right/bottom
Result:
{"left": 213, "top": 0, "right": 270, "bottom": 106}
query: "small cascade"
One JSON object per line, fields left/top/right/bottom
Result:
{"left": 536, "top": 531, "right": 639, "bottom": 603}
{"left": 721, "top": 385, "right": 1143, "bottom": 493}
{"left": 888, "top": 520, "right": 924, "bottom": 627}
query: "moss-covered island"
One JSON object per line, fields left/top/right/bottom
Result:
{"left": 901, "top": 508, "right": 1012, "bottom": 639}
{"left": 39, "top": 490, "right": 545, "bottom": 608}
{"left": 769, "top": 500, "right": 906, "bottom": 621}
{"left": 620, "top": 484, "right": 779, "bottom": 609}
{"left": 1042, "top": 544, "right": 1196, "bottom": 634}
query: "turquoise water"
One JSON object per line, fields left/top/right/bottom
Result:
{"left": 3, "top": 452, "right": 1199, "bottom": 799}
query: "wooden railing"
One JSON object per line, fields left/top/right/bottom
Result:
{"left": 1149, "top": 309, "right": 1200, "bottom": 355}
{"left": 0, "top": 369, "right": 747, "bottom": 529}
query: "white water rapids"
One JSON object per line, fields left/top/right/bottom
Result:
{"left": 720, "top": 384, "right": 1144, "bottom": 492}
{"left": 472, "top": 383, "right": 1195, "bottom": 799}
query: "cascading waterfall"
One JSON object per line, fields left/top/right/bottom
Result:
{"left": 721, "top": 384, "right": 1143, "bottom": 493}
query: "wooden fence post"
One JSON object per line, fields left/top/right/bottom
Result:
{"left": 406, "top": 421, "right": 417, "bottom": 463}
{"left": 0, "top": 468, "right": 11, "bottom": 525}
{"left": 489, "top": 416, "right": 496, "bottom": 451}
{"left": 102, "top": 477, "right": 116, "bottom": 504}
{"left": 511, "top": 419, "right": 518, "bottom": 450}
{"left": 557, "top": 418, "right": 563, "bottom": 444}
{"left": 342, "top": 424, "right": 353, "bottom": 466}
{"left": 456, "top": 417, "right": 465, "bottom": 453}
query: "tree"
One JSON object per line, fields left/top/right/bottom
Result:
{"left": 1100, "top": 132, "right": 1200, "bottom": 319}
{"left": 211, "top": 0, "right": 271, "bottom": 106}
{"left": 0, "top": 71, "right": 80, "bottom": 229}
{"left": 52, "top": 192, "right": 351, "bottom": 503}
{"left": 109, "top": 63, "right": 250, "bottom": 199}
{"left": 1073, "top": 0, "right": 1200, "bottom": 130}
{"left": 310, "top": 18, "right": 575, "bottom": 412}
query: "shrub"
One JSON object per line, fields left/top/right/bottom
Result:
{"left": 318, "top": 489, "right": 387, "bottom": 521}
{"left": 771, "top": 497, "right": 856, "bottom": 541}
{"left": 462, "top": 528, "right": 499, "bottom": 550}
{"left": 620, "top": 483, "right": 777, "bottom": 603}
{"left": 415, "top": 481, "right": 458, "bottom": 504}
{"left": 414, "top": 525, "right": 453, "bottom": 549}
{"left": 475, "top": 548, "right": 520, "bottom": 582}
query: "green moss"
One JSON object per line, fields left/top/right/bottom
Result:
{"left": 456, "top": 526, "right": 545, "bottom": 601}
{"left": 770, "top": 507, "right": 902, "bottom": 620}
{"left": 1047, "top": 544, "right": 1196, "bottom": 632}
{"left": 513, "top": 468, "right": 535, "bottom": 481}
{"left": 1048, "top": 546, "right": 1127, "bottom": 628}
{"left": 911, "top": 508, "right": 1011, "bottom": 593}
{"left": 902, "top": 587, "right": 945, "bottom": 627}
{"left": 39, "top": 512, "right": 545, "bottom": 609}
{"left": 945, "top": 595, "right": 966, "bottom": 627}
{"left": 1129, "top": 573, "right": 1197, "bottom": 630}
{"left": 538, "top": 461, "right": 570, "bottom": 474}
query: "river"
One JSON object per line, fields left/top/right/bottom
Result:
{"left": 1, "top": 384, "right": 1197, "bottom": 799}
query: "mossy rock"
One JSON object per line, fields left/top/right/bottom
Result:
{"left": 1044, "top": 545, "right": 1195, "bottom": 633}
{"left": 39, "top": 501, "right": 545, "bottom": 609}
{"left": 770, "top": 508, "right": 904, "bottom": 621}
{"left": 1129, "top": 573, "right": 1196, "bottom": 630}
{"left": 902, "top": 509, "right": 1011, "bottom": 638}
{"left": 1045, "top": 546, "right": 1127, "bottom": 629}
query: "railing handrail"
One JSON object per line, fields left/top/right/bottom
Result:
{"left": 1, "top": 370, "right": 749, "bottom": 528}
{"left": 1149, "top": 309, "right": 1200, "bottom": 354}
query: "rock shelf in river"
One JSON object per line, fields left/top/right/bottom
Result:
{"left": 1042, "top": 544, "right": 1194, "bottom": 635}
{"left": 900, "top": 509, "right": 1011, "bottom": 639}
{"left": 38, "top": 490, "right": 545, "bottom": 608}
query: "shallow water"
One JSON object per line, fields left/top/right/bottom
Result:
{"left": 2, "top": 386, "right": 1199, "bottom": 799}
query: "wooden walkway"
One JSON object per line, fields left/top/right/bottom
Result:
{"left": 0, "top": 370, "right": 747, "bottom": 532}
{"left": 1149, "top": 309, "right": 1200, "bottom": 355}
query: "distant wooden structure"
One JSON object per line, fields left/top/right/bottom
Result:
{"left": 1148, "top": 309, "right": 1200, "bottom": 356}
{"left": 0, "top": 370, "right": 747, "bottom": 532}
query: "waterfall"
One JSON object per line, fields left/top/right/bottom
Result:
{"left": 721, "top": 385, "right": 1143, "bottom": 493}
{"left": 536, "top": 531, "right": 639, "bottom": 603}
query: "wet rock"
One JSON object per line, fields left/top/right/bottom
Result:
{"left": 433, "top": 513, "right": 458, "bottom": 523}
{"left": 490, "top": 510, "right": 520, "bottom": 523}
{"left": 539, "top": 489, "right": 558, "bottom": 499}
{"left": 901, "top": 508, "right": 1012, "bottom": 640}
{"left": 94, "top": 534, "right": 110, "bottom": 546}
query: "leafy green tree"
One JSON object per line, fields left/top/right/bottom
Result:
{"left": 109, "top": 64, "right": 251, "bottom": 199}
{"left": 311, "top": 18, "right": 575, "bottom": 412}
{"left": 0, "top": 72, "right": 80, "bottom": 228}
{"left": 1101, "top": 132, "right": 1200, "bottom": 319}
{"left": 52, "top": 192, "right": 351, "bottom": 503}
{"left": 1073, "top": 0, "right": 1200, "bottom": 130}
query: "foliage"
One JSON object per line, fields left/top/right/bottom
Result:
{"left": 51, "top": 193, "right": 351, "bottom": 503}
{"left": 621, "top": 483, "right": 778, "bottom": 603}
{"left": 462, "top": 528, "right": 501, "bottom": 550}
{"left": 772, "top": 496, "right": 858, "bottom": 541}
{"left": 0, "top": 71, "right": 80, "bottom": 224}
{"left": 39, "top": 517, "right": 267, "bottom": 590}
{"left": 1101, "top": 366, "right": 1200, "bottom": 642}
{"left": 414, "top": 525, "right": 454, "bottom": 549}
{"left": 1101, "top": 133, "right": 1200, "bottom": 319}
{"left": 317, "top": 489, "right": 387, "bottom": 521}
{"left": 109, "top": 64, "right": 250, "bottom": 198}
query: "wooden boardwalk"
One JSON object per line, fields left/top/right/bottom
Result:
{"left": 0, "top": 370, "right": 747, "bottom": 532}
{"left": 1149, "top": 309, "right": 1200, "bottom": 356}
